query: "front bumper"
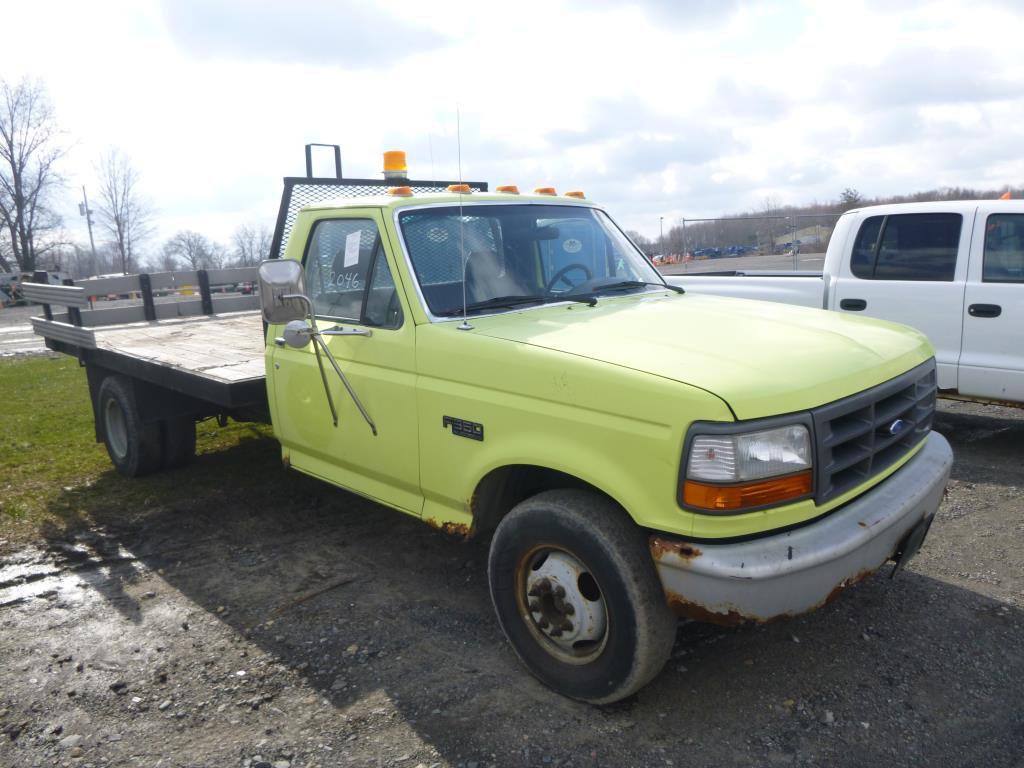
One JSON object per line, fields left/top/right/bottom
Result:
{"left": 651, "top": 432, "right": 953, "bottom": 625}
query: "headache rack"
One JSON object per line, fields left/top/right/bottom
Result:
{"left": 268, "top": 143, "right": 488, "bottom": 260}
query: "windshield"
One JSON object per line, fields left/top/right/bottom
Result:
{"left": 397, "top": 204, "right": 664, "bottom": 317}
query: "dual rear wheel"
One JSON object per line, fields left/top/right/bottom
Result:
{"left": 97, "top": 375, "right": 196, "bottom": 477}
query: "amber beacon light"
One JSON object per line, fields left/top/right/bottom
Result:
{"left": 383, "top": 150, "right": 408, "bottom": 180}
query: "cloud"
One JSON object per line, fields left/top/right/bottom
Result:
{"left": 837, "top": 46, "right": 1024, "bottom": 110}
{"left": 159, "top": 0, "right": 447, "bottom": 67}
{"left": 574, "top": 0, "right": 743, "bottom": 26}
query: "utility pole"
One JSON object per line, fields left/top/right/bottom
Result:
{"left": 79, "top": 186, "right": 98, "bottom": 277}
{"left": 659, "top": 216, "right": 664, "bottom": 259}
{"left": 681, "top": 218, "right": 688, "bottom": 271}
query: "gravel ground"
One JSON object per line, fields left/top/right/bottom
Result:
{"left": 0, "top": 400, "right": 1022, "bottom": 768}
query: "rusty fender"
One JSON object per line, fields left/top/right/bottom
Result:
{"left": 649, "top": 432, "right": 952, "bottom": 625}
{"left": 424, "top": 518, "right": 472, "bottom": 539}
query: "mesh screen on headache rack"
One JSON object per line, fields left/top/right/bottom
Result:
{"left": 269, "top": 179, "right": 488, "bottom": 260}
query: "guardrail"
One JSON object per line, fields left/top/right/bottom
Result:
{"left": 24, "top": 267, "right": 261, "bottom": 349}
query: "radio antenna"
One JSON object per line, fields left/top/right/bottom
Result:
{"left": 428, "top": 133, "right": 435, "bottom": 182}
{"left": 456, "top": 106, "right": 473, "bottom": 331}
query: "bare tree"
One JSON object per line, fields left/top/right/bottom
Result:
{"left": 153, "top": 248, "right": 180, "bottom": 272}
{"left": 162, "top": 230, "right": 217, "bottom": 270}
{"left": 0, "top": 78, "right": 65, "bottom": 273}
{"left": 625, "top": 229, "right": 655, "bottom": 257}
{"left": 94, "top": 148, "right": 153, "bottom": 274}
{"left": 231, "top": 223, "right": 271, "bottom": 266}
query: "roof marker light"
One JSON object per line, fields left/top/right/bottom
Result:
{"left": 496, "top": 185, "right": 520, "bottom": 194}
{"left": 383, "top": 150, "right": 408, "bottom": 180}
{"left": 447, "top": 183, "right": 472, "bottom": 193}
{"left": 565, "top": 190, "right": 586, "bottom": 199}
{"left": 534, "top": 187, "right": 557, "bottom": 195}
{"left": 387, "top": 186, "right": 413, "bottom": 196}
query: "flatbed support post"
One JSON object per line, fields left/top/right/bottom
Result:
{"left": 139, "top": 273, "right": 157, "bottom": 321}
{"left": 197, "top": 270, "right": 214, "bottom": 315}
{"left": 32, "top": 271, "right": 52, "bottom": 320}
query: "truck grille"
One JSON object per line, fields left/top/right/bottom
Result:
{"left": 812, "top": 359, "right": 936, "bottom": 504}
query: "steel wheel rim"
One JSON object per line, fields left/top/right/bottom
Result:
{"left": 515, "top": 545, "right": 609, "bottom": 665}
{"left": 104, "top": 398, "right": 128, "bottom": 459}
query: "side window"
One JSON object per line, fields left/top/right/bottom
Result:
{"left": 850, "top": 216, "right": 883, "bottom": 278}
{"left": 363, "top": 253, "right": 403, "bottom": 328}
{"left": 851, "top": 213, "right": 960, "bottom": 281}
{"left": 303, "top": 218, "right": 402, "bottom": 328}
{"left": 983, "top": 213, "right": 1024, "bottom": 283}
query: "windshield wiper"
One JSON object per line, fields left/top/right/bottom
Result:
{"left": 437, "top": 295, "right": 547, "bottom": 316}
{"left": 590, "top": 280, "right": 685, "bottom": 294}
{"left": 439, "top": 289, "right": 610, "bottom": 317}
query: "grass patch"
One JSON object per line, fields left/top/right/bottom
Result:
{"left": 0, "top": 356, "right": 277, "bottom": 546}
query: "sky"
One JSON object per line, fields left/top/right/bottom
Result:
{"left": 3, "top": 0, "right": 1024, "bottom": 260}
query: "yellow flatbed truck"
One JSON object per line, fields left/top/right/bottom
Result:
{"left": 29, "top": 146, "right": 952, "bottom": 703}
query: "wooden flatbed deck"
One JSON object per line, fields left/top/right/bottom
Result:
{"left": 90, "top": 311, "right": 266, "bottom": 385}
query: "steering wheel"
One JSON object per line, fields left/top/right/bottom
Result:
{"left": 545, "top": 263, "right": 593, "bottom": 292}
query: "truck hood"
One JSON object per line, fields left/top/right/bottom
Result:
{"left": 469, "top": 292, "right": 933, "bottom": 420}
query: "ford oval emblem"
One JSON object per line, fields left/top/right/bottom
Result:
{"left": 888, "top": 419, "right": 910, "bottom": 436}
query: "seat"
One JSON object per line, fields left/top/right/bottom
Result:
{"left": 464, "top": 250, "right": 525, "bottom": 302}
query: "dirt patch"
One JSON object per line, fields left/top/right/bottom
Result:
{"left": 0, "top": 401, "right": 1022, "bottom": 767}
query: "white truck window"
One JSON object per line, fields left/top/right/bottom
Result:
{"left": 983, "top": 214, "right": 1024, "bottom": 283}
{"left": 851, "top": 213, "right": 961, "bottom": 281}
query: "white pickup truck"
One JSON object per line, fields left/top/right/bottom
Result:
{"left": 667, "top": 201, "right": 1024, "bottom": 407}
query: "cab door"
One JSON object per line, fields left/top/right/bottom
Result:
{"left": 269, "top": 210, "right": 422, "bottom": 515}
{"left": 959, "top": 206, "right": 1024, "bottom": 401}
{"left": 829, "top": 209, "right": 970, "bottom": 391}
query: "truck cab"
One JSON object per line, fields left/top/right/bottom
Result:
{"left": 826, "top": 201, "right": 1024, "bottom": 404}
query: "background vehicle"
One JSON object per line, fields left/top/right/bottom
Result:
{"left": 668, "top": 201, "right": 1024, "bottom": 406}
{"left": 24, "top": 147, "right": 952, "bottom": 703}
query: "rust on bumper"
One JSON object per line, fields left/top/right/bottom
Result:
{"left": 651, "top": 433, "right": 952, "bottom": 626}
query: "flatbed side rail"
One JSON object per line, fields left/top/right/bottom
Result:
{"left": 24, "top": 267, "right": 261, "bottom": 349}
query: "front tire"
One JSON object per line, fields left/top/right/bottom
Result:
{"left": 488, "top": 489, "right": 675, "bottom": 704}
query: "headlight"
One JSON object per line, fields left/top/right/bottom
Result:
{"left": 682, "top": 423, "right": 813, "bottom": 513}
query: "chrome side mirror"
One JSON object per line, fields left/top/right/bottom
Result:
{"left": 258, "top": 259, "right": 308, "bottom": 324}
{"left": 282, "top": 319, "right": 313, "bottom": 348}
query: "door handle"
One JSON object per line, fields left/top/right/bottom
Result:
{"left": 968, "top": 303, "right": 1002, "bottom": 318}
{"left": 840, "top": 298, "right": 867, "bottom": 311}
{"left": 322, "top": 326, "right": 372, "bottom": 337}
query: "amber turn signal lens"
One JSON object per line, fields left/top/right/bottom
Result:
{"left": 534, "top": 187, "right": 557, "bottom": 195}
{"left": 496, "top": 185, "right": 520, "bottom": 194}
{"left": 565, "top": 190, "right": 586, "bottom": 199}
{"left": 683, "top": 471, "right": 813, "bottom": 511}
{"left": 447, "top": 183, "right": 472, "bottom": 193}
{"left": 387, "top": 186, "right": 413, "bottom": 197}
